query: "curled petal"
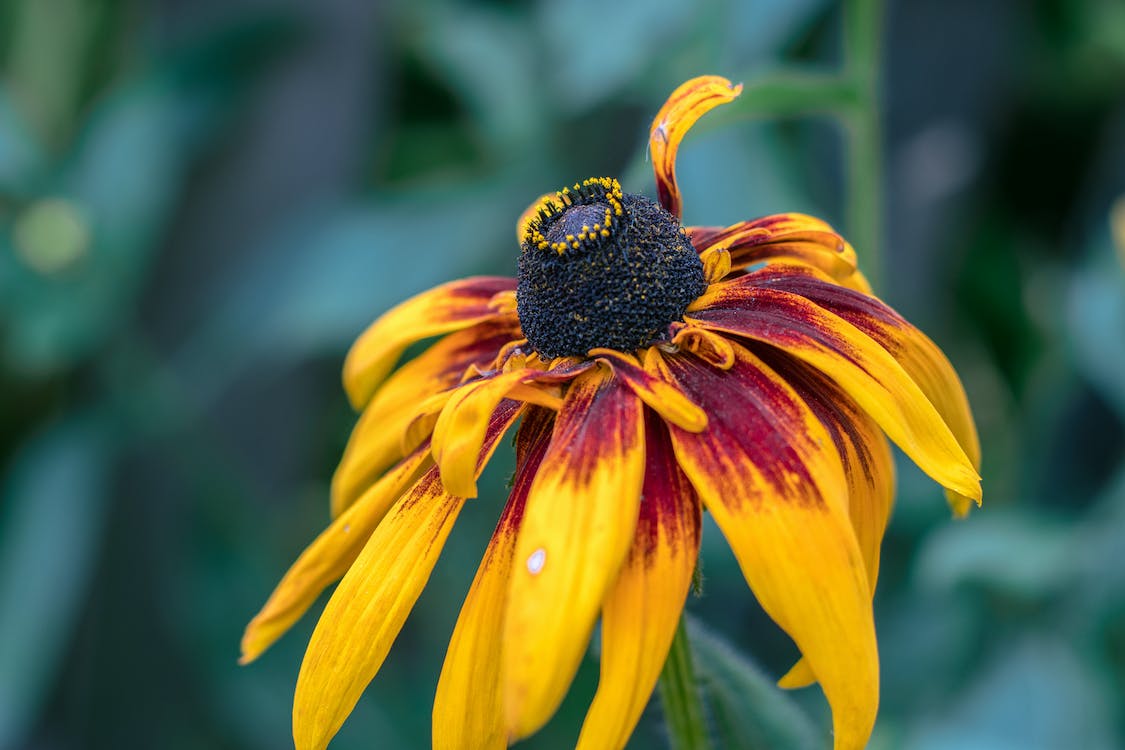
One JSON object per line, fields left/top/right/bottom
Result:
{"left": 291, "top": 404, "right": 521, "bottom": 750}
{"left": 650, "top": 76, "right": 743, "bottom": 220}
{"left": 503, "top": 369, "right": 646, "bottom": 740}
{"left": 687, "top": 278, "right": 981, "bottom": 503}
{"left": 576, "top": 414, "right": 701, "bottom": 750}
{"left": 669, "top": 325, "right": 736, "bottom": 369}
{"left": 332, "top": 320, "right": 519, "bottom": 516}
{"left": 343, "top": 276, "right": 516, "bottom": 410}
{"left": 749, "top": 266, "right": 982, "bottom": 514}
{"left": 687, "top": 214, "right": 860, "bottom": 285}
{"left": 655, "top": 345, "right": 878, "bottom": 750}
{"left": 240, "top": 447, "right": 431, "bottom": 664}
{"left": 433, "top": 409, "right": 554, "bottom": 750}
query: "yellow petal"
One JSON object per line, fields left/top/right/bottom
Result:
{"left": 433, "top": 409, "right": 555, "bottom": 750}
{"left": 240, "top": 447, "right": 431, "bottom": 664}
{"left": 686, "top": 213, "right": 859, "bottom": 282}
{"left": 292, "top": 468, "right": 464, "bottom": 750}
{"left": 576, "top": 416, "right": 701, "bottom": 750}
{"left": 291, "top": 403, "right": 522, "bottom": 750}
{"left": 767, "top": 355, "right": 894, "bottom": 690}
{"left": 331, "top": 321, "right": 518, "bottom": 516}
{"left": 688, "top": 277, "right": 981, "bottom": 502}
{"left": 503, "top": 369, "right": 646, "bottom": 741}
{"left": 592, "top": 348, "right": 708, "bottom": 432}
{"left": 342, "top": 276, "right": 515, "bottom": 410}
{"left": 749, "top": 266, "right": 982, "bottom": 513}
{"left": 656, "top": 345, "right": 879, "bottom": 750}
{"left": 431, "top": 369, "right": 535, "bottom": 498}
{"left": 650, "top": 76, "right": 743, "bottom": 220}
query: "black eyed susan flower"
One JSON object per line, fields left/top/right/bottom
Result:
{"left": 241, "top": 76, "right": 982, "bottom": 750}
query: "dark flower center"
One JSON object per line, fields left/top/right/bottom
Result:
{"left": 516, "top": 177, "right": 706, "bottom": 359}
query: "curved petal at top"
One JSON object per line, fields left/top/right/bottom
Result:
{"left": 650, "top": 76, "right": 743, "bottom": 221}
{"left": 343, "top": 276, "right": 516, "bottom": 410}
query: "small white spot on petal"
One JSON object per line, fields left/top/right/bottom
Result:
{"left": 343, "top": 524, "right": 351, "bottom": 533}
{"left": 527, "top": 548, "right": 546, "bottom": 575}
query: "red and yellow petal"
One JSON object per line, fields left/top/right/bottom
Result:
{"left": 240, "top": 447, "right": 432, "bottom": 664}
{"left": 765, "top": 354, "right": 895, "bottom": 690}
{"left": 503, "top": 368, "right": 646, "bottom": 741}
{"left": 291, "top": 403, "right": 521, "bottom": 750}
{"left": 433, "top": 409, "right": 555, "bottom": 750}
{"left": 650, "top": 76, "right": 743, "bottom": 221}
{"left": 576, "top": 414, "right": 702, "bottom": 750}
{"left": 332, "top": 320, "right": 520, "bottom": 516}
{"left": 343, "top": 276, "right": 516, "bottom": 410}
{"left": 686, "top": 214, "right": 861, "bottom": 287}
{"left": 592, "top": 348, "right": 708, "bottom": 432}
{"left": 654, "top": 345, "right": 878, "bottom": 750}
{"left": 687, "top": 279, "right": 981, "bottom": 503}
{"left": 752, "top": 267, "right": 981, "bottom": 515}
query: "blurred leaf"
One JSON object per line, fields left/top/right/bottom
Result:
{"left": 410, "top": 5, "right": 545, "bottom": 153}
{"left": 904, "top": 636, "right": 1116, "bottom": 750}
{"left": 687, "top": 615, "right": 822, "bottom": 750}
{"left": 0, "top": 418, "right": 112, "bottom": 749}
{"left": 914, "top": 510, "right": 1077, "bottom": 600}
{"left": 4, "top": 0, "right": 96, "bottom": 146}
{"left": 1067, "top": 249, "right": 1125, "bottom": 420}
{"left": 535, "top": 0, "right": 696, "bottom": 113}
{"left": 179, "top": 179, "right": 529, "bottom": 403}
{"left": 0, "top": 87, "right": 43, "bottom": 194}
{"left": 0, "top": 81, "right": 199, "bottom": 374}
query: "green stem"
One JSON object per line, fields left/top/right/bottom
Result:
{"left": 658, "top": 616, "right": 711, "bottom": 750}
{"left": 842, "top": 0, "right": 885, "bottom": 290}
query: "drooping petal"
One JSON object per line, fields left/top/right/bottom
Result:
{"left": 592, "top": 348, "right": 708, "bottom": 432}
{"left": 332, "top": 320, "right": 520, "bottom": 516}
{"left": 687, "top": 279, "right": 981, "bottom": 503}
{"left": 503, "top": 368, "right": 646, "bottom": 741}
{"left": 343, "top": 276, "right": 516, "bottom": 410}
{"left": 240, "top": 447, "right": 431, "bottom": 664}
{"left": 751, "top": 267, "right": 982, "bottom": 515}
{"left": 291, "top": 403, "right": 521, "bottom": 750}
{"left": 654, "top": 345, "right": 878, "bottom": 750}
{"left": 763, "top": 353, "right": 895, "bottom": 690}
{"left": 650, "top": 76, "right": 743, "bottom": 220}
{"left": 433, "top": 408, "right": 554, "bottom": 750}
{"left": 576, "top": 414, "right": 701, "bottom": 750}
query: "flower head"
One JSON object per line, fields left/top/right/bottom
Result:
{"left": 241, "top": 75, "right": 982, "bottom": 750}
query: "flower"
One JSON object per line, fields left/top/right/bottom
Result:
{"left": 241, "top": 76, "right": 982, "bottom": 750}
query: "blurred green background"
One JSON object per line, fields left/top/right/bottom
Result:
{"left": 2, "top": 0, "right": 1124, "bottom": 748}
